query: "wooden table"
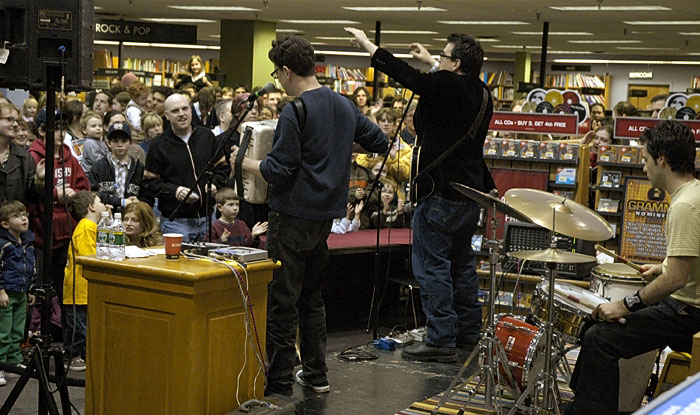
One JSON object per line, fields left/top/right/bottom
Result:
{"left": 77, "top": 254, "right": 278, "bottom": 415}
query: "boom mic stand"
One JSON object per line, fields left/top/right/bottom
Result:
{"left": 365, "top": 92, "right": 414, "bottom": 340}
{"left": 0, "top": 62, "right": 73, "bottom": 415}
{"left": 168, "top": 97, "right": 257, "bottom": 240}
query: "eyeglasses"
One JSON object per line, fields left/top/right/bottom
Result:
{"left": 270, "top": 67, "right": 281, "bottom": 79}
{"left": 438, "top": 53, "right": 455, "bottom": 61}
{"left": 0, "top": 116, "right": 19, "bottom": 124}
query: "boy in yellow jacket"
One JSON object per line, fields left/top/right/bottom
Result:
{"left": 63, "top": 191, "right": 107, "bottom": 372}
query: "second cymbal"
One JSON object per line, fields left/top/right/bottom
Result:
{"left": 504, "top": 188, "right": 614, "bottom": 241}
{"left": 509, "top": 248, "right": 596, "bottom": 264}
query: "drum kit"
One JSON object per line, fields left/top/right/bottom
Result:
{"left": 431, "top": 184, "right": 648, "bottom": 415}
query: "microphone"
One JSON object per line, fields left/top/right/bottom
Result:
{"left": 248, "top": 82, "right": 277, "bottom": 102}
{"left": 490, "top": 189, "right": 499, "bottom": 199}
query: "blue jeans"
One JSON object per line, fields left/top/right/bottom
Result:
{"left": 63, "top": 304, "right": 87, "bottom": 359}
{"left": 412, "top": 194, "right": 481, "bottom": 347}
{"left": 160, "top": 217, "right": 208, "bottom": 242}
{"left": 265, "top": 211, "right": 332, "bottom": 395}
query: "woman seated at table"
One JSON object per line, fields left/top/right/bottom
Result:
{"left": 123, "top": 202, "right": 162, "bottom": 248}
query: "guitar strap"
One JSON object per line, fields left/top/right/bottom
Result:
{"left": 413, "top": 87, "right": 489, "bottom": 179}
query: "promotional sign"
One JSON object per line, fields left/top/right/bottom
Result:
{"left": 620, "top": 178, "right": 669, "bottom": 263}
{"left": 95, "top": 19, "right": 197, "bottom": 44}
{"left": 614, "top": 117, "right": 700, "bottom": 141}
{"left": 489, "top": 112, "right": 579, "bottom": 135}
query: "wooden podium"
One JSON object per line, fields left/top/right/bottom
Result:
{"left": 76, "top": 254, "right": 278, "bottom": 415}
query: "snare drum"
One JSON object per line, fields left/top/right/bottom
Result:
{"left": 530, "top": 281, "right": 608, "bottom": 344}
{"left": 493, "top": 315, "right": 546, "bottom": 390}
{"left": 590, "top": 263, "right": 644, "bottom": 302}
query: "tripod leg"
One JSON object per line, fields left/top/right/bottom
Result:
{"left": 51, "top": 348, "right": 72, "bottom": 415}
{"left": 0, "top": 356, "right": 37, "bottom": 415}
{"left": 431, "top": 342, "right": 481, "bottom": 414}
{"left": 507, "top": 380, "right": 535, "bottom": 415}
{"left": 35, "top": 350, "right": 60, "bottom": 415}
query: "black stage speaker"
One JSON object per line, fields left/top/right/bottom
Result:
{"left": 0, "top": 0, "right": 93, "bottom": 90}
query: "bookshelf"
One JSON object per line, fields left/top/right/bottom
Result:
{"left": 314, "top": 64, "right": 367, "bottom": 95}
{"left": 482, "top": 71, "right": 514, "bottom": 110}
{"left": 531, "top": 71, "right": 612, "bottom": 109}
{"left": 93, "top": 49, "right": 223, "bottom": 89}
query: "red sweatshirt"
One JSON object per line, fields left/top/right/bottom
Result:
{"left": 28, "top": 139, "right": 90, "bottom": 249}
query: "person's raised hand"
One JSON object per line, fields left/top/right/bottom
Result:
{"left": 410, "top": 43, "right": 434, "bottom": 65}
{"left": 252, "top": 221, "right": 268, "bottom": 237}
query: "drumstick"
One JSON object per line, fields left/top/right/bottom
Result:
{"left": 594, "top": 244, "right": 643, "bottom": 272}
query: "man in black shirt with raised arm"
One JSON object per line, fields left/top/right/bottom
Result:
{"left": 347, "top": 27, "right": 494, "bottom": 363}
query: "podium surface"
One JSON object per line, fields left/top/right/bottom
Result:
{"left": 77, "top": 254, "right": 277, "bottom": 415}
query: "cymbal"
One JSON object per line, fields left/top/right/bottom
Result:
{"left": 450, "top": 182, "right": 531, "bottom": 223}
{"left": 509, "top": 248, "right": 596, "bottom": 264}
{"left": 504, "top": 188, "right": 614, "bottom": 241}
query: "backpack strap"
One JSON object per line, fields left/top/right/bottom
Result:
{"left": 290, "top": 97, "right": 307, "bottom": 132}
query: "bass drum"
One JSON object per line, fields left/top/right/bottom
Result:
{"left": 493, "top": 314, "right": 546, "bottom": 390}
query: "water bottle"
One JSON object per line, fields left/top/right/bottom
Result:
{"left": 96, "top": 212, "right": 111, "bottom": 260}
{"left": 109, "top": 213, "right": 126, "bottom": 261}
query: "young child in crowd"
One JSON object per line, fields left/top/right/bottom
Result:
{"left": 138, "top": 112, "right": 163, "bottom": 155}
{"left": 331, "top": 201, "right": 364, "bottom": 234}
{"left": 80, "top": 111, "right": 109, "bottom": 174}
{"left": 63, "top": 191, "right": 107, "bottom": 372}
{"left": 13, "top": 119, "right": 33, "bottom": 150}
{"left": 88, "top": 122, "right": 144, "bottom": 212}
{"left": 209, "top": 188, "right": 267, "bottom": 247}
{"left": 123, "top": 202, "right": 162, "bottom": 248}
{"left": 370, "top": 179, "right": 406, "bottom": 229}
{"left": 21, "top": 98, "right": 37, "bottom": 124}
{"left": 0, "top": 201, "right": 36, "bottom": 386}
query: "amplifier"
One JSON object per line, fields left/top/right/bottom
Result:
{"left": 502, "top": 221, "right": 596, "bottom": 280}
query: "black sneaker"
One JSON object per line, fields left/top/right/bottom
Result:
{"left": 295, "top": 369, "right": 330, "bottom": 393}
{"left": 401, "top": 341, "right": 457, "bottom": 363}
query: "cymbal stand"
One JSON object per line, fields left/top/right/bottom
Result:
{"left": 508, "top": 207, "right": 563, "bottom": 415}
{"left": 432, "top": 199, "right": 520, "bottom": 415}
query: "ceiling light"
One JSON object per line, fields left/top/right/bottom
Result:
{"left": 492, "top": 45, "right": 540, "bottom": 49}
{"left": 276, "top": 29, "right": 304, "bottom": 33}
{"left": 547, "top": 50, "right": 593, "bottom": 54}
{"left": 94, "top": 40, "right": 219, "bottom": 50}
{"left": 616, "top": 46, "right": 679, "bottom": 50}
{"left": 554, "top": 58, "right": 700, "bottom": 65}
{"left": 280, "top": 20, "right": 359, "bottom": 24}
{"left": 438, "top": 21, "right": 529, "bottom": 25}
{"left": 315, "top": 50, "right": 414, "bottom": 59}
{"left": 94, "top": 6, "right": 103, "bottom": 10}
{"left": 680, "top": 32, "right": 700, "bottom": 35}
{"left": 342, "top": 6, "right": 445, "bottom": 11}
{"left": 549, "top": 6, "right": 671, "bottom": 11}
{"left": 167, "top": 6, "right": 259, "bottom": 11}
{"left": 513, "top": 31, "right": 593, "bottom": 35}
{"left": 141, "top": 18, "right": 216, "bottom": 23}
{"left": 433, "top": 37, "right": 500, "bottom": 42}
{"left": 624, "top": 21, "right": 700, "bottom": 25}
{"left": 369, "top": 30, "right": 438, "bottom": 34}
{"left": 382, "top": 43, "right": 432, "bottom": 47}
{"left": 310, "top": 42, "right": 327, "bottom": 45}
{"left": 316, "top": 36, "right": 354, "bottom": 40}
{"left": 569, "top": 40, "right": 641, "bottom": 44}
{"left": 209, "top": 35, "right": 220, "bottom": 38}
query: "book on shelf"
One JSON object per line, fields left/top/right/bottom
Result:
{"left": 597, "top": 198, "right": 620, "bottom": 213}
{"left": 501, "top": 139, "right": 519, "bottom": 158}
{"left": 484, "top": 137, "right": 501, "bottom": 156}
{"left": 619, "top": 146, "right": 640, "bottom": 164}
{"left": 553, "top": 190, "right": 575, "bottom": 200}
{"left": 600, "top": 170, "right": 622, "bottom": 188}
{"left": 598, "top": 145, "right": 618, "bottom": 163}
{"left": 481, "top": 71, "right": 513, "bottom": 86}
{"left": 539, "top": 141, "right": 558, "bottom": 160}
{"left": 555, "top": 167, "right": 576, "bottom": 184}
{"left": 558, "top": 143, "right": 579, "bottom": 162}
{"left": 519, "top": 140, "right": 539, "bottom": 159}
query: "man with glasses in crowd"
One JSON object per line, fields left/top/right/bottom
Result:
{"left": 0, "top": 103, "right": 37, "bottom": 204}
{"left": 232, "top": 35, "right": 388, "bottom": 396}
{"left": 347, "top": 28, "right": 495, "bottom": 362}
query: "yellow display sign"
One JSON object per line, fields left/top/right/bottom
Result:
{"left": 620, "top": 178, "right": 670, "bottom": 263}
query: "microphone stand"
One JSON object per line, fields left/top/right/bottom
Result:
{"left": 167, "top": 98, "right": 258, "bottom": 238}
{"left": 365, "top": 92, "right": 415, "bottom": 340}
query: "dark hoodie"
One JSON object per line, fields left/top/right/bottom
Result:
{"left": 0, "top": 227, "right": 36, "bottom": 293}
{"left": 27, "top": 139, "right": 90, "bottom": 249}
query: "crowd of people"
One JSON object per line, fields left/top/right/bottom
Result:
{"left": 1, "top": 30, "right": 698, "bottom": 415}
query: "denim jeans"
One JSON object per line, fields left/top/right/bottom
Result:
{"left": 569, "top": 298, "right": 700, "bottom": 415}
{"left": 63, "top": 304, "right": 87, "bottom": 359}
{"left": 412, "top": 194, "right": 481, "bottom": 347}
{"left": 160, "top": 216, "right": 208, "bottom": 242}
{"left": 265, "top": 211, "right": 332, "bottom": 394}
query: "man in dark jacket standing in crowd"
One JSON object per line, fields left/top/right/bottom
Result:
{"left": 347, "top": 27, "right": 494, "bottom": 363}
{"left": 144, "top": 93, "right": 227, "bottom": 242}
{"left": 232, "top": 36, "right": 388, "bottom": 396}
